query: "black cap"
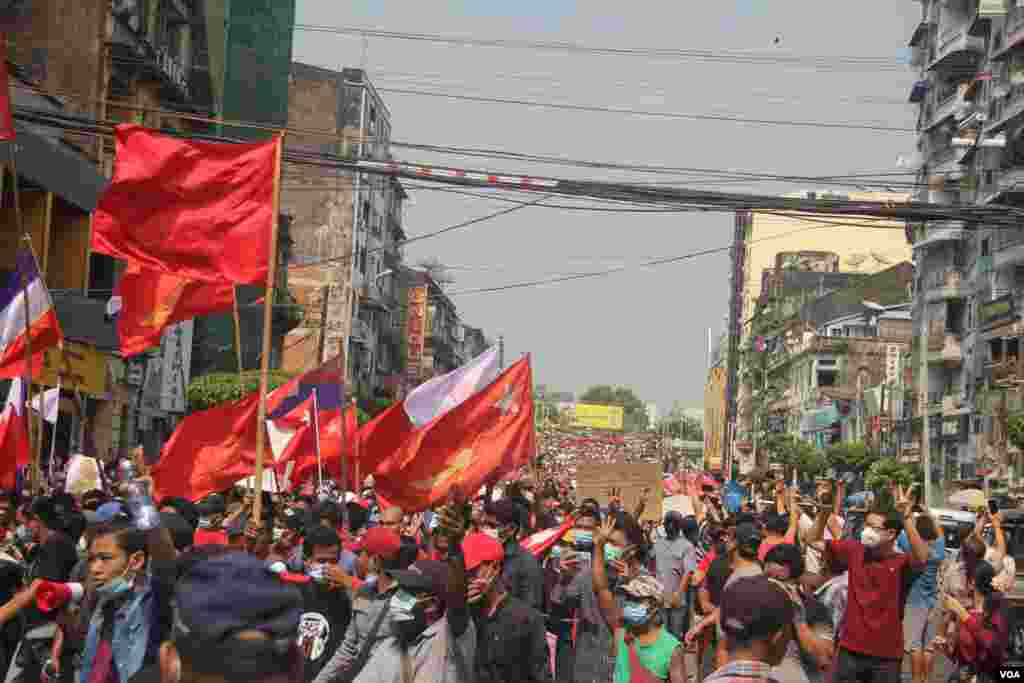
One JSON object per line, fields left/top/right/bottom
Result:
{"left": 195, "top": 494, "right": 227, "bottom": 518}
{"left": 389, "top": 560, "right": 449, "bottom": 596}
{"left": 735, "top": 522, "right": 763, "bottom": 551}
{"left": 29, "top": 497, "right": 62, "bottom": 531}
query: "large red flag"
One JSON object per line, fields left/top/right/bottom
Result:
{"left": 374, "top": 357, "right": 534, "bottom": 511}
{"left": 92, "top": 125, "right": 278, "bottom": 285}
{"left": 114, "top": 263, "right": 234, "bottom": 357}
{"left": 0, "top": 35, "right": 14, "bottom": 141}
{"left": 151, "top": 393, "right": 262, "bottom": 501}
{"left": 283, "top": 406, "right": 361, "bottom": 489}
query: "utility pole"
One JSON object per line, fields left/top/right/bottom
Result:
{"left": 920, "top": 317, "right": 932, "bottom": 507}
{"left": 498, "top": 335, "right": 505, "bottom": 369}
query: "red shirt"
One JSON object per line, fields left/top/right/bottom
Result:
{"left": 193, "top": 529, "right": 229, "bottom": 546}
{"left": 697, "top": 550, "right": 717, "bottom": 576}
{"left": 826, "top": 538, "right": 919, "bottom": 660}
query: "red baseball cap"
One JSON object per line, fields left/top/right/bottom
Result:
{"left": 462, "top": 532, "right": 504, "bottom": 572}
{"left": 352, "top": 527, "right": 401, "bottom": 559}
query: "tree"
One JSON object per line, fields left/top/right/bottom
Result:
{"left": 1009, "top": 414, "right": 1024, "bottom": 453}
{"left": 186, "top": 371, "right": 295, "bottom": 412}
{"left": 762, "top": 433, "right": 822, "bottom": 481}
{"left": 579, "top": 385, "right": 649, "bottom": 432}
{"left": 825, "top": 441, "right": 876, "bottom": 475}
{"left": 660, "top": 413, "right": 703, "bottom": 441}
{"left": 865, "top": 456, "right": 916, "bottom": 493}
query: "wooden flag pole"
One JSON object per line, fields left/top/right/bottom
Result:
{"left": 252, "top": 133, "right": 284, "bottom": 525}
{"left": 232, "top": 287, "right": 244, "bottom": 385}
{"left": 338, "top": 380, "right": 349, "bottom": 534}
{"left": 352, "top": 397, "right": 361, "bottom": 493}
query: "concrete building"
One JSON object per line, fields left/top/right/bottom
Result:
{"left": 281, "top": 64, "right": 407, "bottom": 399}
{"left": 904, "top": 0, "right": 1024, "bottom": 496}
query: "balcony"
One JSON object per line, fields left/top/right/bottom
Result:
{"left": 990, "top": 354, "right": 1024, "bottom": 385}
{"left": 992, "top": 7, "right": 1024, "bottom": 61}
{"left": 924, "top": 268, "right": 969, "bottom": 302}
{"left": 913, "top": 221, "right": 967, "bottom": 250}
{"left": 928, "top": 26, "right": 985, "bottom": 72}
{"left": 923, "top": 89, "right": 963, "bottom": 131}
{"left": 986, "top": 85, "right": 1024, "bottom": 134}
{"left": 993, "top": 229, "right": 1024, "bottom": 269}
{"left": 350, "top": 317, "right": 374, "bottom": 346}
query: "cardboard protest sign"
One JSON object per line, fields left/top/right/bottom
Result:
{"left": 663, "top": 494, "right": 695, "bottom": 517}
{"left": 576, "top": 462, "right": 663, "bottom": 522}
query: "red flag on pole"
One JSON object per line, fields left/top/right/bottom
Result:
{"left": 92, "top": 125, "right": 278, "bottom": 285}
{"left": 374, "top": 357, "right": 535, "bottom": 512}
{"left": 112, "top": 263, "right": 234, "bottom": 357}
{"left": 151, "top": 393, "right": 262, "bottom": 501}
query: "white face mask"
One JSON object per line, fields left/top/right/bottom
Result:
{"left": 860, "top": 527, "right": 883, "bottom": 548}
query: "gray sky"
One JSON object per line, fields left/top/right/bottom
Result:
{"left": 292, "top": 0, "right": 920, "bottom": 413}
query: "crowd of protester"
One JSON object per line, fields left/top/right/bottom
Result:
{"left": 0, "top": 456, "right": 1011, "bottom": 683}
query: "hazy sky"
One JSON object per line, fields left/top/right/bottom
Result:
{"left": 292, "top": 1, "right": 920, "bottom": 413}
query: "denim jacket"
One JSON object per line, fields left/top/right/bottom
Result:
{"left": 79, "top": 569, "right": 173, "bottom": 683}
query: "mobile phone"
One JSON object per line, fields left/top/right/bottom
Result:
{"left": 988, "top": 499, "right": 999, "bottom": 515}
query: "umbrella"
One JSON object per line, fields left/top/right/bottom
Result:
{"left": 948, "top": 488, "right": 986, "bottom": 510}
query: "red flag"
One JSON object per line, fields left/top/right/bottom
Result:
{"left": 0, "top": 36, "right": 14, "bottom": 141}
{"left": 285, "top": 406, "right": 361, "bottom": 489}
{"left": 374, "top": 357, "right": 535, "bottom": 511}
{"left": 151, "top": 393, "right": 262, "bottom": 501}
{"left": 92, "top": 125, "right": 279, "bottom": 285}
{"left": 115, "top": 263, "right": 234, "bottom": 357}
{"left": 0, "top": 402, "right": 28, "bottom": 490}
{"left": 521, "top": 517, "right": 574, "bottom": 557}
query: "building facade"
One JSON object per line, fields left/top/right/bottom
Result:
{"left": 905, "top": 0, "right": 1024, "bottom": 496}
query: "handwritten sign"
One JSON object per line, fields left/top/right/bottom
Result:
{"left": 575, "top": 463, "right": 663, "bottom": 523}
{"left": 663, "top": 494, "right": 695, "bottom": 517}
{"left": 39, "top": 342, "right": 108, "bottom": 396}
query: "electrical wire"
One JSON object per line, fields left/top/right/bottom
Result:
{"left": 293, "top": 25, "right": 908, "bottom": 73}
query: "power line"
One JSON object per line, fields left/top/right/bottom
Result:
{"left": 373, "top": 86, "right": 917, "bottom": 133}
{"left": 293, "top": 25, "right": 907, "bottom": 73}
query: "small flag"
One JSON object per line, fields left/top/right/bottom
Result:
{"left": 0, "top": 250, "right": 63, "bottom": 379}
{"left": 30, "top": 386, "right": 58, "bottom": 424}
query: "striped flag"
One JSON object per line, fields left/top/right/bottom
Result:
{"left": 521, "top": 517, "right": 575, "bottom": 557}
{"left": 0, "top": 250, "right": 62, "bottom": 379}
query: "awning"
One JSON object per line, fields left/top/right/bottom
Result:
{"left": 0, "top": 122, "right": 108, "bottom": 213}
{"left": 909, "top": 80, "right": 930, "bottom": 103}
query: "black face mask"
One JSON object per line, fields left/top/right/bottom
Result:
{"left": 394, "top": 608, "right": 429, "bottom": 644}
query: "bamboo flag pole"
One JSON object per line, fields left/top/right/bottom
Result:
{"left": 232, "top": 287, "right": 244, "bottom": 385}
{"left": 313, "top": 388, "right": 323, "bottom": 492}
{"left": 252, "top": 133, "right": 284, "bottom": 525}
{"left": 338, "top": 379, "right": 349, "bottom": 534}
{"left": 352, "top": 397, "right": 361, "bottom": 493}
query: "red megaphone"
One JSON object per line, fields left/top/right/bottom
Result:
{"left": 36, "top": 581, "right": 84, "bottom": 613}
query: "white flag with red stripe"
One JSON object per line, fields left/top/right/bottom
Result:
{"left": 520, "top": 517, "right": 575, "bottom": 557}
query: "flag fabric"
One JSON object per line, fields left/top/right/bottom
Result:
{"left": 267, "top": 394, "right": 315, "bottom": 462}
{"left": 151, "top": 393, "right": 261, "bottom": 502}
{"left": 282, "top": 406, "right": 360, "bottom": 490}
{"left": 404, "top": 346, "right": 500, "bottom": 427}
{"left": 0, "top": 35, "right": 14, "bottom": 142}
{"left": 521, "top": 516, "right": 575, "bottom": 557}
{"left": 92, "top": 125, "right": 278, "bottom": 285}
{"left": 357, "top": 346, "right": 502, "bottom": 481}
{"left": 374, "top": 357, "right": 534, "bottom": 512}
{"left": 0, "top": 250, "right": 62, "bottom": 379}
{"left": 0, "top": 378, "right": 29, "bottom": 489}
{"left": 266, "top": 355, "right": 345, "bottom": 419}
{"left": 113, "top": 263, "right": 234, "bottom": 357}
{"left": 30, "top": 386, "right": 58, "bottom": 424}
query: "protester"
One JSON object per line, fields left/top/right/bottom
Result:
{"left": 653, "top": 511, "right": 697, "bottom": 639}
{"left": 192, "top": 495, "right": 229, "bottom": 546}
{"left": 806, "top": 484, "right": 930, "bottom": 683}
{"left": 465, "top": 532, "right": 552, "bottom": 683}
{"left": 484, "top": 499, "right": 544, "bottom": 609}
{"left": 702, "top": 575, "right": 797, "bottom": 683}
{"left": 937, "top": 561, "right": 1009, "bottom": 680}
{"left": 897, "top": 512, "right": 944, "bottom": 683}
{"left": 297, "top": 526, "right": 352, "bottom": 682}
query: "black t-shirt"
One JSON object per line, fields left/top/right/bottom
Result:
{"left": 298, "top": 581, "right": 351, "bottom": 683}
{"left": 23, "top": 531, "right": 78, "bottom": 629}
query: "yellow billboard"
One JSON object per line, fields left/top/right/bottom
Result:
{"left": 39, "top": 342, "right": 109, "bottom": 397}
{"left": 704, "top": 367, "right": 727, "bottom": 472}
{"left": 570, "top": 403, "right": 624, "bottom": 431}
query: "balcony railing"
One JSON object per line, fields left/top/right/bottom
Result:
{"left": 929, "top": 25, "right": 985, "bottom": 71}
{"left": 993, "top": 228, "right": 1024, "bottom": 269}
{"left": 924, "top": 267, "right": 969, "bottom": 302}
{"left": 991, "top": 354, "right": 1024, "bottom": 384}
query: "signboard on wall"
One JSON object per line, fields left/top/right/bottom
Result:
{"left": 575, "top": 462, "right": 663, "bottom": 523}
{"left": 405, "top": 285, "right": 428, "bottom": 387}
{"left": 39, "top": 342, "right": 108, "bottom": 397}
{"left": 159, "top": 321, "right": 193, "bottom": 414}
{"left": 569, "top": 403, "right": 625, "bottom": 431}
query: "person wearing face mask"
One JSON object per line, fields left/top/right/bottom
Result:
{"left": 464, "top": 532, "right": 552, "bottom": 683}
{"left": 75, "top": 484, "right": 177, "bottom": 683}
{"left": 384, "top": 559, "right": 473, "bottom": 682}
{"left": 702, "top": 575, "right": 797, "bottom": 683}
{"left": 192, "top": 495, "right": 229, "bottom": 547}
{"left": 937, "top": 561, "right": 1009, "bottom": 680}
{"left": 596, "top": 568, "right": 686, "bottom": 683}
{"left": 309, "top": 526, "right": 412, "bottom": 683}
{"left": 296, "top": 526, "right": 351, "bottom": 683}
{"left": 483, "top": 499, "right": 544, "bottom": 609}
{"left": 805, "top": 485, "right": 930, "bottom": 683}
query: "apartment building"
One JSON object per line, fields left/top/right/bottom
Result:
{"left": 906, "top": 0, "right": 1024, "bottom": 493}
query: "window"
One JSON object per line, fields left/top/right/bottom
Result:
{"left": 982, "top": 238, "right": 991, "bottom": 257}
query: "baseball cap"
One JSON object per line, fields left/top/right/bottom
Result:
{"left": 620, "top": 575, "right": 665, "bottom": 606}
{"left": 462, "top": 532, "right": 504, "bottom": 572}
{"left": 389, "top": 560, "right": 448, "bottom": 595}
{"left": 720, "top": 575, "right": 797, "bottom": 641}
{"left": 195, "top": 494, "right": 227, "bottom": 518}
{"left": 351, "top": 526, "right": 401, "bottom": 559}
